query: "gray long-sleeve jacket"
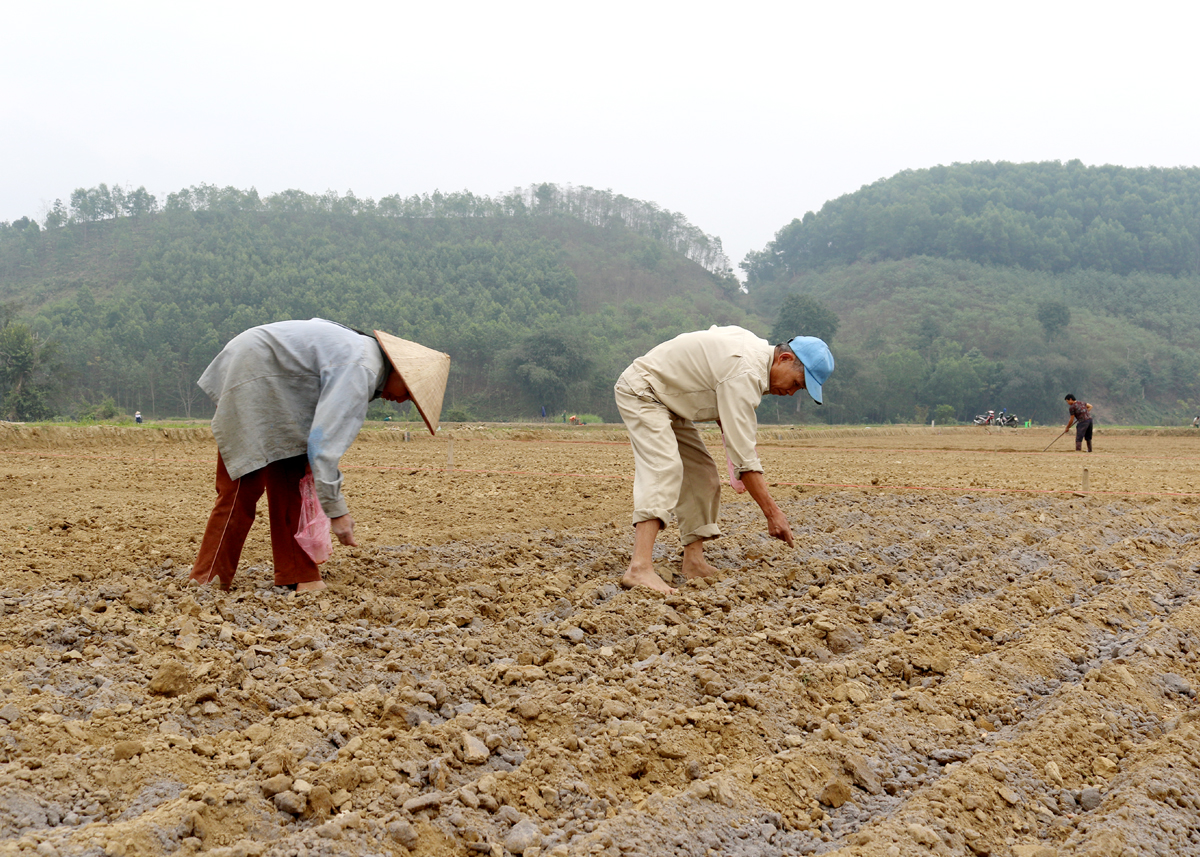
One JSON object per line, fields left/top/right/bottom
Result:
{"left": 198, "top": 319, "right": 388, "bottom": 518}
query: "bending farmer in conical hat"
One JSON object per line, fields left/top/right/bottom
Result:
{"left": 614, "top": 326, "right": 833, "bottom": 593}
{"left": 190, "top": 319, "right": 449, "bottom": 593}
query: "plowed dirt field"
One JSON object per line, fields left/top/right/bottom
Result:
{"left": 1, "top": 422, "right": 1199, "bottom": 857}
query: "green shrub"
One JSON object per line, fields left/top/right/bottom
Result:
{"left": 81, "top": 397, "right": 120, "bottom": 421}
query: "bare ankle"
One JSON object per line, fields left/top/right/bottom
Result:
{"left": 681, "top": 558, "right": 717, "bottom": 579}
{"left": 621, "top": 561, "right": 676, "bottom": 594}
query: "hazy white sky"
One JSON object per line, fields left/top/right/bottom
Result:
{"left": 4, "top": 1, "right": 1197, "bottom": 271}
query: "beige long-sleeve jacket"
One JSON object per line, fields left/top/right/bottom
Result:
{"left": 618, "top": 325, "right": 774, "bottom": 475}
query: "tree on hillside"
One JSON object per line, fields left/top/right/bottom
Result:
{"left": 123, "top": 187, "right": 159, "bottom": 217}
{"left": 504, "top": 323, "right": 595, "bottom": 415}
{"left": 1037, "top": 300, "right": 1071, "bottom": 340}
{"left": 0, "top": 306, "right": 58, "bottom": 420}
{"left": 44, "top": 200, "right": 67, "bottom": 229}
{"left": 877, "top": 349, "right": 925, "bottom": 420}
{"left": 919, "top": 346, "right": 991, "bottom": 421}
{"left": 8, "top": 217, "right": 39, "bottom": 234}
{"left": 771, "top": 294, "right": 839, "bottom": 344}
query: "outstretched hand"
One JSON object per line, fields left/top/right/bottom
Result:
{"left": 739, "top": 471, "right": 795, "bottom": 548}
{"left": 330, "top": 514, "right": 357, "bottom": 547}
{"left": 766, "top": 511, "right": 795, "bottom": 547}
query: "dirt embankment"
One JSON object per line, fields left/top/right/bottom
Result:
{"left": 1, "top": 424, "right": 1199, "bottom": 857}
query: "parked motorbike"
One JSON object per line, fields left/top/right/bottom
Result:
{"left": 974, "top": 408, "right": 1018, "bottom": 427}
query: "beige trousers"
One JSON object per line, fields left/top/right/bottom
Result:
{"left": 615, "top": 376, "right": 722, "bottom": 545}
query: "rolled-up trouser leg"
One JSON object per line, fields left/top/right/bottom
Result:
{"left": 191, "top": 453, "right": 266, "bottom": 590}
{"left": 264, "top": 455, "right": 322, "bottom": 587}
{"left": 616, "top": 382, "right": 722, "bottom": 543}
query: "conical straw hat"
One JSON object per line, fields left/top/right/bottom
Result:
{"left": 373, "top": 330, "right": 451, "bottom": 435}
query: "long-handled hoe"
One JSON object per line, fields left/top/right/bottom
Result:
{"left": 1042, "top": 430, "right": 1068, "bottom": 453}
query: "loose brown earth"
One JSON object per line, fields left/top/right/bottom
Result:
{"left": 1, "top": 422, "right": 1199, "bottom": 857}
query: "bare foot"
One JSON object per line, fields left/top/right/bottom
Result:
{"left": 620, "top": 561, "right": 677, "bottom": 594}
{"left": 295, "top": 580, "right": 327, "bottom": 593}
{"left": 681, "top": 556, "right": 719, "bottom": 580}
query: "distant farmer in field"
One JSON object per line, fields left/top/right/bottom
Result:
{"left": 1063, "top": 394, "right": 1094, "bottom": 452}
{"left": 614, "top": 326, "right": 834, "bottom": 593}
{"left": 189, "top": 319, "right": 449, "bottom": 593}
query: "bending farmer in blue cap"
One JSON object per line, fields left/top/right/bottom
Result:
{"left": 614, "top": 326, "right": 834, "bottom": 593}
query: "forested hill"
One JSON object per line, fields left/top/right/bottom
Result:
{"left": 742, "top": 162, "right": 1200, "bottom": 427}
{"left": 4, "top": 170, "right": 1200, "bottom": 427}
{"left": 743, "top": 161, "right": 1200, "bottom": 284}
{"left": 0, "top": 184, "right": 752, "bottom": 422}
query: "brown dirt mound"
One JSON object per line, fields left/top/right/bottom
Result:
{"left": 1, "top": 425, "right": 1199, "bottom": 856}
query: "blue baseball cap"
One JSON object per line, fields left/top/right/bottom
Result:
{"left": 787, "top": 336, "right": 834, "bottom": 404}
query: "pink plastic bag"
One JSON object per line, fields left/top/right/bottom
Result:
{"left": 721, "top": 431, "right": 747, "bottom": 494}
{"left": 726, "top": 454, "right": 746, "bottom": 493}
{"left": 295, "top": 474, "right": 332, "bottom": 564}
